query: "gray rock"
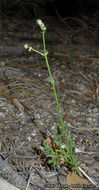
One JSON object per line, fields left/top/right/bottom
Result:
{"left": 0, "top": 156, "right": 26, "bottom": 189}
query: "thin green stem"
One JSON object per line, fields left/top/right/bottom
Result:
{"left": 42, "top": 31, "right": 66, "bottom": 133}
{"left": 31, "top": 47, "right": 44, "bottom": 56}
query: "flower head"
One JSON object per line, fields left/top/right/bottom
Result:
{"left": 28, "top": 47, "right": 32, "bottom": 52}
{"left": 24, "top": 44, "right": 29, "bottom": 49}
{"left": 36, "top": 19, "right": 46, "bottom": 32}
{"left": 36, "top": 19, "right": 42, "bottom": 26}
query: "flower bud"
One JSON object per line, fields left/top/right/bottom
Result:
{"left": 36, "top": 19, "right": 42, "bottom": 26}
{"left": 24, "top": 44, "right": 29, "bottom": 49}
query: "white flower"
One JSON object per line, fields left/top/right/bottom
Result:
{"left": 36, "top": 19, "right": 42, "bottom": 26}
{"left": 36, "top": 19, "right": 46, "bottom": 31}
{"left": 29, "top": 47, "right": 32, "bottom": 52}
{"left": 24, "top": 44, "right": 29, "bottom": 49}
{"left": 43, "top": 26, "right": 46, "bottom": 31}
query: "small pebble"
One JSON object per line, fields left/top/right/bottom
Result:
{"left": 58, "top": 175, "right": 66, "bottom": 185}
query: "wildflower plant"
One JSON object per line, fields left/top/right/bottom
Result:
{"left": 24, "top": 19, "right": 81, "bottom": 174}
